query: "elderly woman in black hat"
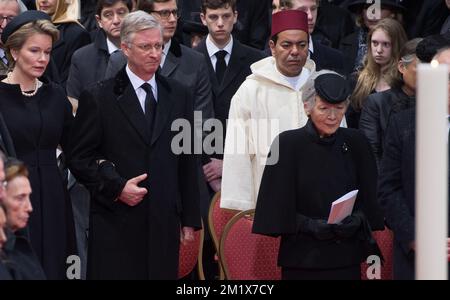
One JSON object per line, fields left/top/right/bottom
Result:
{"left": 0, "top": 10, "right": 76, "bottom": 279}
{"left": 253, "top": 70, "right": 385, "bottom": 280}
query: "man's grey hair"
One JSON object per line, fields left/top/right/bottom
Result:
{"left": 302, "top": 69, "right": 349, "bottom": 109}
{"left": 120, "top": 10, "right": 163, "bottom": 44}
{"left": 0, "top": 0, "right": 27, "bottom": 13}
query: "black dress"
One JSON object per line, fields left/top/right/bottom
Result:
{"left": 0, "top": 78, "right": 76, "bottom": 279}
{"left": 252, "top": 120, "right": 385, "bottom": 280}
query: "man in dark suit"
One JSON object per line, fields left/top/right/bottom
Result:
{"left": 67, "top": 0, "right": 132, "bottom": 104}
{"left": 196, "top": 0, "right": 265, "bottom": 193}
{"left": 378, "top": 48, "right": 450, "bottom": 280}
{"left": 194, "top": 0, "right": 264, "bottom": 279}
{"left": 105, "top": 1, "right": 214, "bottom": 233}
{"left": 68, "top": 11, "right": 201, "bottom": 280}
{"left": 284, "top": 0, "right": 346, "bottom": 75}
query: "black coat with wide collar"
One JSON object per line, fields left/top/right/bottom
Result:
{"left": 0, "top": 110, "right": 15, "bottom": 157}
{"left": 68, "top": 68, "right": 201, "bottom": 279}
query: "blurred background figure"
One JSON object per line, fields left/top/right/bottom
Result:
{"left": 359, "top": 38, "right": 421, "bottom": 168}
{"left": 340, "top": 0, "right": 405, "bottom": 74}
{"left": 347, "top": 18, "right": 407, "bottom": 128}
{"left": 0, "top": 203, "right": 12, "bottom": 280}
{"left": 0, "top": 151, "right": 12, "bottom": 280}
{"left": 182, "top": 12, "right": 207, "bottom": 48}
{"left": 36, "top": 0, "right": 91, "bottom": 86}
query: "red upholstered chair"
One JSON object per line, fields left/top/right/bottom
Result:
{"left": 207, "top": 191, "right": 239, "bottom": 279}
{"left": 219, "top": 209, "right": 282, "bottom": 280}
{"left": 178, "top": 221, "right": 205, "bottom": 279}
{"left": 361, "top": 227, "right": 394, "bottom": 280}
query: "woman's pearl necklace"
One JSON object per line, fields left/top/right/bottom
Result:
{"left": 6, "top": 72, "right": 39, "bottom": 97}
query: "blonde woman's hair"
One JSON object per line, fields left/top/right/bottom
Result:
{"left": 4, "top": 19, "right": 59, "bottom": 69}
{"left": 350, "top": 18, "right": 407, "bottom": 111}
{"left": 36, "top": 0, "right": 80, "bottom": 24}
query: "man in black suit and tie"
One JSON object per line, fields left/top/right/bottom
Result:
{"left": 194, "top": 0, "right": 264, "bottom": 279}
{"left": 68, "top": 11, "right": 201, "bottom": 280}
{"left": 196, "top": 0, "right": 265, "bottom": 193}
{"left": 67, "top": 0, "right": 132, "bottom": 105}
{"left": 105, "top": 0, "right": 214, "bottom": 123}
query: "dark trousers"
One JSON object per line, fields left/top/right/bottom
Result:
{"left": 282, "top": 265, "right": 361, "bottom": 280}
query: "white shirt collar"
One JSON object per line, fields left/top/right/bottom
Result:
{"left": 106, "top": 38, "right": 120, "bottom": 55}
{"left": 160, "top": 39, "right": 172, "bottom": 68}
{"left": 126, "top": 65, "right": 157, "bottom": 96}
{"left": 205, "top": 34, "right": 233, "bottom": 59}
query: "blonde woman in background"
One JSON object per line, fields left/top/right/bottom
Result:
{"left": 36, "top": 0, "right": 90, "bottom": 85}
{"left": 347, "top": 18, "right": 407, "bottom": 128}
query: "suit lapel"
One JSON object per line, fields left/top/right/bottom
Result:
{"left": 162, "top": 39, "right": 183, "bottom": 77}
{"left": 219, "top": 41, "right": 245, "bottom": 94}
{"left": 115, "top": 70, "right": 151, "bottom": 145}
{"left": 161, "top": 51, "right": 179, "bottom": 77}
{"left": 151, "top": 74, "right": 175, "bottom": 146}
{"left": 197, "top": 40, "right": 220, "bottom": 96}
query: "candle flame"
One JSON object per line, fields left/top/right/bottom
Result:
{"left": 431, "top": 60, "right": 439, "bottom": 68}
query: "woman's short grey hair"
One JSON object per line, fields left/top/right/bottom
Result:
{"left": 302, "top": 70, "right": 348, "bottom": 109}
{"left": 120, "top": 10, "right": 163, "bottom": 44}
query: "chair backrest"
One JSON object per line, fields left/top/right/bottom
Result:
{"left": 219, "top": 209, "right": 282, "bottom": 280}
{"left": 207, "top": 191, "right": 238, "bottom": 279}
{"left": 361, "top": 227, "right": 393, "bottom": 280}
{"left": 178, "top": 221, "right": 205, "bottom": 279}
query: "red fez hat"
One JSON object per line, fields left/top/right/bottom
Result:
{"left": 271, "top": 10, "right": 308, "bottom": 38}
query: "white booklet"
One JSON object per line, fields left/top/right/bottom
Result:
{"left": 327, "top": 190, "right": 358, "bottom": 224}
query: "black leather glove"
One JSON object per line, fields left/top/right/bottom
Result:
{"left": 333, "top": 214, "right": 362, "bottom": 239}
{"left": 297, "top": 214, "right": 335, "bottom": 240}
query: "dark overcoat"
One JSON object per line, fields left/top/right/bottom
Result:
{"left": 0, "top": 111, "right": 15, "bottom": 157}
{"left": 52, "top": 22, "right": 91, "bottom": 86}
{"left": 68, "top": 68, "right": 201, "bottom": 280}
{"left": 66, "top": 30, "right": 111, "bottom": 100}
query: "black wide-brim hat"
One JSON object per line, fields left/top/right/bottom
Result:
{"left": 347, "top": 0, "right": 405, "bottom": 13}
{"left": 182, "top": 20, "right": 208, "bottom": 35}
{"left": 1, "top": 10, "right": 51, "bottom": 44}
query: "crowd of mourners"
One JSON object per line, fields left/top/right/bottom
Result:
{"left": 1, "top": 0, "right": 450, "bottom": 280}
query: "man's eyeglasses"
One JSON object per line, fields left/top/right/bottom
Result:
{"left": 151, "top": 9, "right": 180, "bottom": 20}
{"left": 0, "top": 16, "right": 14, "bottom": 24}
{"left": 128, "top": 42, "right": 163, "bottom": 53}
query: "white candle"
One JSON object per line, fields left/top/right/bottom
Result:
{"left": 416, "top": 62, "right": 448, "bottom": 280}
